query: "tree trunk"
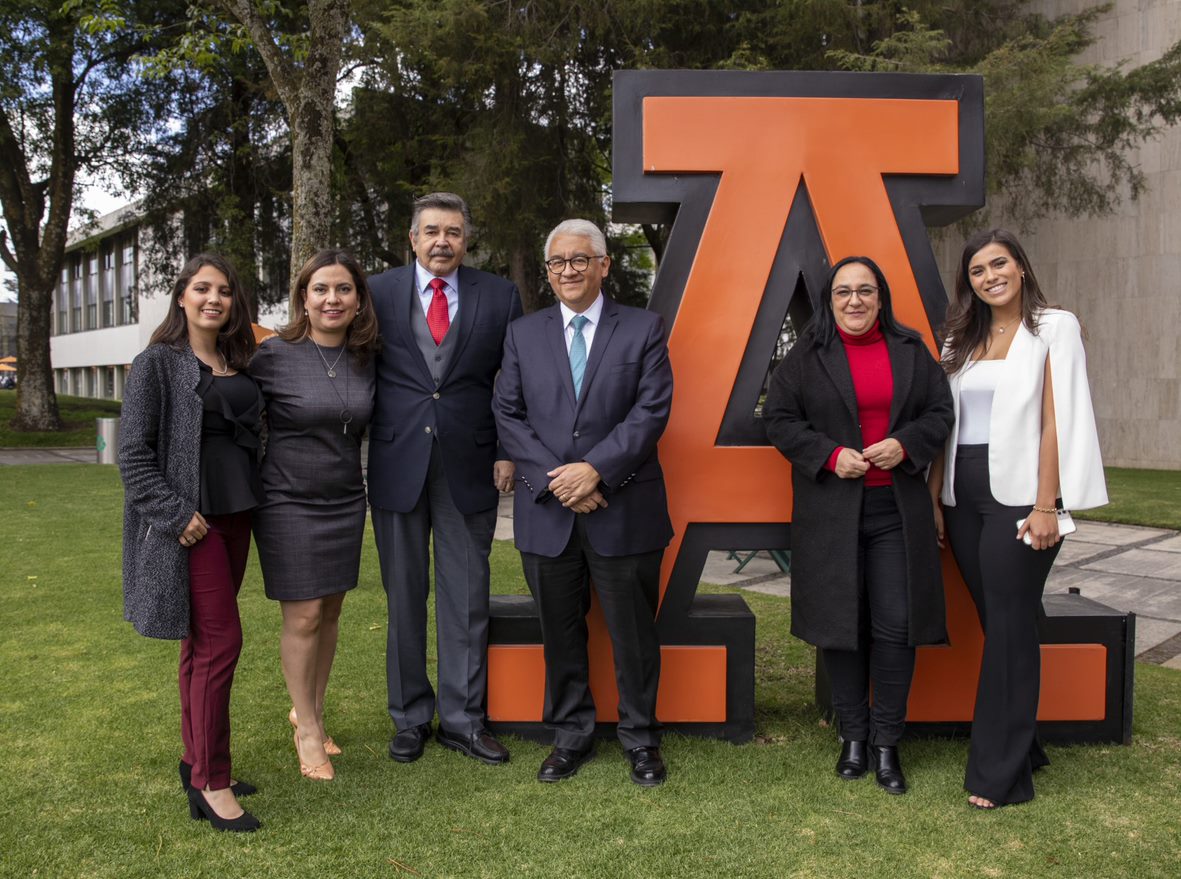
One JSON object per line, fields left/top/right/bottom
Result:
{"left": 509, "top": 246, "right": 547, "bottom": 314}
{"left": 13, "top": 276, "right": 62, "bottom": 430}
{"left": 288, "top": 103, "right": 336, "bottom": 303}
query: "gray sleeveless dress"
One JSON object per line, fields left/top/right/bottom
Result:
{"left": 250, "top": 337, "right": 375, "bottom": 600}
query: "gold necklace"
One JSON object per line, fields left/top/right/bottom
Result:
{"left": 990, "top": 316, "right": 1020, "bottom": 335}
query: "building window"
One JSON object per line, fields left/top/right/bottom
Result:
{"left": 101, "top": 243, "right": 115, "bottom": 327}
{"left": 70, "top": 259, "right": 82, "bottom": 332}
{"left": 119, "top": 236, "right": 137, "bottom": 324}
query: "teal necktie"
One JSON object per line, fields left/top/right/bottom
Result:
{"left": 569, "top": 315, "right": 589, "bottom": 400}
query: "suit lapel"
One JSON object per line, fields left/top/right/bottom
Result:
{"left": 576, "top": 298, "right": 618, "bottom": 415}
{"left": 817, "top": 337, "right": 859, "bottom": 427}
{"left": 544, "top": 306, "right": 579, "bottom": 411}
{"left": 439, "top": 266, "right": 479, "bottom": 386}
{"left": 389, "top": 267, "right": 434, "bottom": 385}
{"left": 886, "top": 334, "right": 914, "bottom": 431}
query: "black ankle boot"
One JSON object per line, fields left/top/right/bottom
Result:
{"left": 869, "top": 744, "right": 908, "bottom": 794}
{"left": 835, "top": 739, "right": 868, "bottom": 780}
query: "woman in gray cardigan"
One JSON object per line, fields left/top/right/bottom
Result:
{"left": 119, "top": 253, "right": 263, "bottom": 832}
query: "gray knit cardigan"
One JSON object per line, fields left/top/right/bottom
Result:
{"left": 118, "top": 343, "right": 202, "bottom": 639}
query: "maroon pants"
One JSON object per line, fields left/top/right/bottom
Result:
{"left": 179, "top": 511, "right": 252, "bottom": 790}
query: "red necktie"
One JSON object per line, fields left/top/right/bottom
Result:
{"left": 427, "top": 277, "right": 450, "bottom": 344}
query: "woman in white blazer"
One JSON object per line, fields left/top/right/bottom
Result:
{"left": 930, "top": 229, "right": 1107, "bottom": 809}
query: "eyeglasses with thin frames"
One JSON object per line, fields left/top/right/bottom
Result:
{"left": 545, "top": 255, "right": 606, "bottom": 275}
{"left": 831, "top": 285, "right": 879, "bottom": 301}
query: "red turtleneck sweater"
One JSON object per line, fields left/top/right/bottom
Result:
{"left": 824, "top": 320, "right": 900, "bottom": 487}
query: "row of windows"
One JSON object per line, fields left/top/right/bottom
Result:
{"left": 53, "top": 234, "right": 138, "bottom": 335}
{"left": 55, "top": 365, "right": 125, "bottom": 400}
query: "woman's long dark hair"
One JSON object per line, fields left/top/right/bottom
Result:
{"left": 802, "top": 255, "right": 921, "bottom": 346}
{"left": 278, "top": 248, "right": 380, "bottom": 365}
{"left": 942, "top": 229, "right": 1051, "bottom": 375}
{"left": 149, "top": 253, "right": 256, "bottom": 369}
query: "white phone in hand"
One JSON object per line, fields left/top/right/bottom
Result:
{"left": 1016, "top": 510, "right": 1076, "bottom": 545}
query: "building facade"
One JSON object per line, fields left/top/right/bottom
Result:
{"left": 49, "top": 206, "right": 155, "bottom": 400}
{"left": 935, "top": 0, "right": 1181, "bottom": 469}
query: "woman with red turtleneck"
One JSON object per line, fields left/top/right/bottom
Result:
{"left": 764, "top": 256, "right": 953, "bottom": 795}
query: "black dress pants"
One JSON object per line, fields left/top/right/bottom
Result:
{"left": 520, "top": 516, "right": 663, "bottom": 752}
{"left": 822, "top": 486, "right": 914, "bottom": 747}
{"left": 944, "top": 444, "right": 1060, "bottom": 805}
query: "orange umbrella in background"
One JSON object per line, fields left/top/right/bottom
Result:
{"left": 252, "top": 323, "right": 276, "bottom": 344}
{"left": 0, "top": 356, "right": 15, "bottom": 363}
{"left": 0, "top": 363, "right": 15, "bottom": 371}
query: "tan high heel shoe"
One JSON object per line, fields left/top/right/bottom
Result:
{"left": 289, "top": 706, "right": 342, "bottom": 756}
{"left": 293, "top": 730, "right": 335, "bottom": 781}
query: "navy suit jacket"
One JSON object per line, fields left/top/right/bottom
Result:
{"left": 493, "top": 296, "right": 674, "bottom": 558}
{"left": 368, "top": 263, "right": 522, "bottom": 515}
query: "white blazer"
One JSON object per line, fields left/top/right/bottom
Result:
{"left": 941, "top": 309, "right": 1108, "bottom": 510}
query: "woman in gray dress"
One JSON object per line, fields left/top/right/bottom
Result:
{"left": 251, "top": 249, "right": 379, "bottom": 781}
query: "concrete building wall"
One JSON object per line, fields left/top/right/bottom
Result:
{"left": 936, "top": 0, "right": 1181, "bottom": 469}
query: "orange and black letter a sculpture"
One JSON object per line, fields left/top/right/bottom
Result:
{"left": 487, "top": 71, "right": 1132, "bottom": 744}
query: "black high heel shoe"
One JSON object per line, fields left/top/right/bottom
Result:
{"left": 178, "top": 760, "right": 257, "bottom": 797}
{"left": 186, "top": 787, "right": 261, "bottom": 833}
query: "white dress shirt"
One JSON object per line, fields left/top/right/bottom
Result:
{"left": 414, "top": 261, "right": 459, "bottom": 323}
{"left": 560, "top": 292, "right": 604, "bottom": 356}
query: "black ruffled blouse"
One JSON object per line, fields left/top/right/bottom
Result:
{"left": 197, "top": 362, "right": 264, "bottom": 515}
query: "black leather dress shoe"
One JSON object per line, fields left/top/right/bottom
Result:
{"left": 626, "top": 746, "right": 667, "bottom": 787}
{"left": 869, "top": 744, "right": 908, "bottom": 794}
{"left": 178, "top": 760, "right": 257, "bottom": 797}
{"left": 388, "top": 723, "right": 432, "bottom": 763}
{"left": 835, "top": 739, "right": 869, "bottom": 780}
{"left": 437, "top": 727, "right": 510, "bottom": 765}
{"left": 537, "top": 747, "right": 594, "bottom": 783}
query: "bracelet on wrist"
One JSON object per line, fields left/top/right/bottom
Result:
{"left": 1032, "top": 505, "right": 1059, "bottom": 514}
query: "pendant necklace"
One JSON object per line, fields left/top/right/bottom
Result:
{"left": 312, "top": 340, "right": 353, "bottom": 434}
{"left": 991, "top": 316, "right": 1019, "bottom": 335}
{"left": 311, "top": 337, "right": 346, "bottom": 378}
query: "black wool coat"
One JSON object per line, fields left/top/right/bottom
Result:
{"left": 762, "top": 329, "right": 954, "bottom": 651}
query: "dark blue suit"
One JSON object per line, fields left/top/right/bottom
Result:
{"left": 493, "top": 295, "right": 673, "bottom": 750}
{"left": 368, "top": 263, "right": 522, "bottom": 734}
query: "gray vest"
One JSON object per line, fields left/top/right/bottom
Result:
{"left": 410, "top": 287, "right": 458, "bottom": 387}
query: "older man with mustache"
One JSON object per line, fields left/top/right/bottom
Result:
{"left": 367, "top": 192, "right": 522, "bottom": 766}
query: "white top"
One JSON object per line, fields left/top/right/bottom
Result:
{"left": 560, "top": 293, "right": 604, "bottom": 355}
{"left": 956, "top": 360, "right": 1004, "bottom": 446}
{"left": 941, "top": 309, "right": 1108, "bottom": 510}
{"left": 414, "top": 262, "right": 459, "bottom": 322}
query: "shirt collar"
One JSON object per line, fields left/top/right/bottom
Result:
{"left": 414, "top": 260, "right": 460, "bottom": 296}
{"left": 559, "top": 292, "right": 604, "bottom": 329}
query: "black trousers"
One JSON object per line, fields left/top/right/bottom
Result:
{"left": 944, "top": 444, "right": 1060, "bottom": 805}
{"left": 520, "top": 516, "right": 663, "bottom": 752}
{"left": 822, "top": 486, "right": 914, "bottom": 747}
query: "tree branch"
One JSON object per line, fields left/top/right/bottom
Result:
{"left": 215, "top": 0, "right": 299, "bottom": 108}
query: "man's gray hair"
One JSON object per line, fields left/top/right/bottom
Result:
{"left": 544, "top": 219, "right": 608, "bottom": 259}
{"left": 411, "top": 192, "right": 473, "bottom": 237}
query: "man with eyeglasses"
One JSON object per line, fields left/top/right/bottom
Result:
{"left": 493, "top": 218, "right": 674, "bottom": 787}
{"left": 367, "top": 192, "right": 522, "bottom": 767}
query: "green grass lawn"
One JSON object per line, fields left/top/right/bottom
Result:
{"left": 1074, "top": 467, "right": 1181, "bottom": 531}
{"left": 2, "top": 464, "right": 1180, "bottom": 878}
{"left": 0, "top": 392, "right": 122, "bottom": 447}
